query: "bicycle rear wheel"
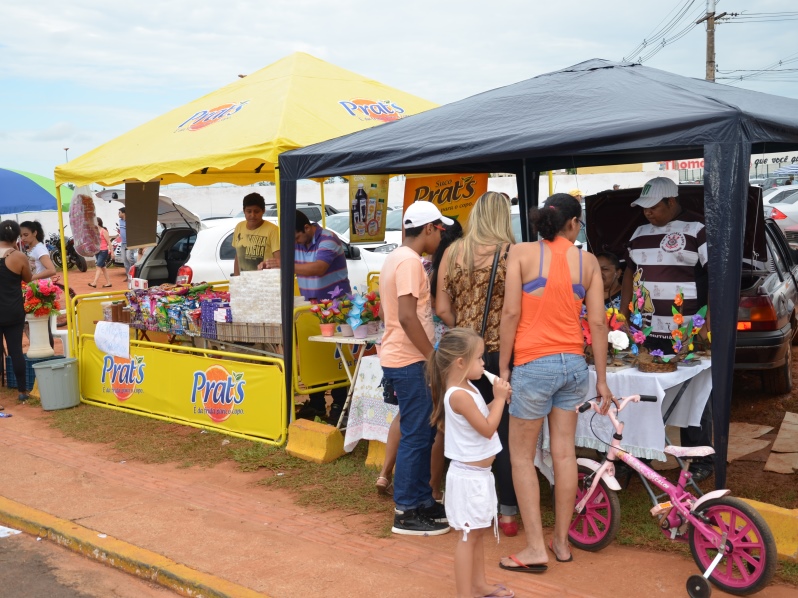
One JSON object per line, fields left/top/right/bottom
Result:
{"left": 689, "top": 496, "right": 776, "bottom": 595}
{"left": 568, "top": 464, "right": 620, "bottom": 551}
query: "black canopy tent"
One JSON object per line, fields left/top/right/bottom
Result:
{"left": 278, "top": 59, "right": 798, "bottom": 488}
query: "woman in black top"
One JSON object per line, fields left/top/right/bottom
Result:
{"left": 0, "top": 220, "right": 33, "bottom": 401}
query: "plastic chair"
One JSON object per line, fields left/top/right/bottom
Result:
{"left": 50, "top": 311, "right": 70, "bottom": 358}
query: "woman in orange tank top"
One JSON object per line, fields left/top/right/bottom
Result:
{"left": 498, "top": 194, "right": 615, "bottom": 571}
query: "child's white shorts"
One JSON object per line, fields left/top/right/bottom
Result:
{"left": 444, "top": 460, "right": 498, "bottom": 542}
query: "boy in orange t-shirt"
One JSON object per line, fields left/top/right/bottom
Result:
{"left": 380, "top": 201, "right": 452, "bottom": 537}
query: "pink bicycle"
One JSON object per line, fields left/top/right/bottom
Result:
{"left": 570, "top": 395, "right": 777, "bottom": 597}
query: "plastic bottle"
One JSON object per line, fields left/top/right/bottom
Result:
{"left": 353, "top": 184, "right": 367, "bottom": 226}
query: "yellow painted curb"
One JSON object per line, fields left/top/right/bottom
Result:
{"left": 741, "top": 498, "right": 798, "bottom": 561}
{"left": 285, "top": 419, "right": 345, "bottom": 464}
{"left": 0, "top": 496, "right": 267, "bottom": 597}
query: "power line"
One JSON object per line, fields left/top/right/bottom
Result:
{"left": 622, "top": 0, "right": 701, "bottom": 63}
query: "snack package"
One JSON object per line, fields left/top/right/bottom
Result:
{"left": 68, "top": 186, "right": 101, "bottom": 256}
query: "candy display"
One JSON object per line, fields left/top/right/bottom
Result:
{"left": 126, "top": 282, "right": 229, "bottom": 338}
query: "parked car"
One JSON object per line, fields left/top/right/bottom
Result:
{"left": 129, "top": 217, "right": 386, "bottom": 292}
{"left": 586, "top": 184, "right": 797, "bottom": 394}
{"left": 762, "top": 185, "right": 798, "bottom": 232}
{"left": 323, "top": 210, "right": 403, "bottom": 253}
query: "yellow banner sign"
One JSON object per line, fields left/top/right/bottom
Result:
{"left": 80, "top": 339, "right": 287, "bottom": 443}
{"left": 349, "top": 175, "right": 389, "bottom": 243}
{"left": 403, "top": 173, "right": 488, "bottom": 227}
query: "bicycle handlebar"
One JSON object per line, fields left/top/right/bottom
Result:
{"left": 577, "top": 394, "right": 657, "bottom": 413}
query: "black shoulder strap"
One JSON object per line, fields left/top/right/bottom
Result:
{"left": 481, "top": 246, "right": 502, "bottom": 338}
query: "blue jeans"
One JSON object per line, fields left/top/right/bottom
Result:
{"left": 382, "top": 361, "right": 437, "bottom": 512}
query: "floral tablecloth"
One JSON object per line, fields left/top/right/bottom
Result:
{"left": 343, "top": 355, "right": 398, "bottom": 452}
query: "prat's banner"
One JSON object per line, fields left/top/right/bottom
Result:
{"left": 348, "top": 175, "right": 389, "bottom": 244}
{"left": 80, "top": 338, "right": 287, "bottom": 444}
{"left": 402, "top": 174, "right": 488, "bottom": 228}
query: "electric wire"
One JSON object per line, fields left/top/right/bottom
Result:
{"left": 623, "top": 1, "right": 710, "bottom": 64}
{"left": 622, "top": 0, "right": 699, "bottom": 63}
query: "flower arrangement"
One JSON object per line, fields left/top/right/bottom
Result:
{"left": 22, "top": 280, "right": 61, "bottom": 317}
{"left": 669, "top": 289, "right": 707, "bottom": 363}
{"left": 627, "top": 275, "right": 653, "bottom": 358}
{"left": 309, "top": 291, "right": 351, "bottom": 324}
{"left": 582, "top": 306, "right": 629, "bottom": 365}
{"left": 346, "top": 287, "right": 380, "bottom": 331}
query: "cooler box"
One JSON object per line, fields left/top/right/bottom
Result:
{"left": 5, "top": 355, "right": 60, "bottom": 391}
{"left": 32, "top": 358, "right": 80, "bottom": 410}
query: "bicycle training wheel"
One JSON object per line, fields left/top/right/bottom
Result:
{"left": 568, "top": 464, "right": 620, "bottom": 551}
{"left": 688, "top": 496, "right": 776, "bottom": 595}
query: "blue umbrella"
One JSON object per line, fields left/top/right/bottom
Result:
{"left": 773, "top": 164, "right": 798, "bottom": 176}
{"left": 0, "top": 168, "right": 73, "bottom": 213}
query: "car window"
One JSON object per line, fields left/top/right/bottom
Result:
{"left": 167, "top": 233, "right": 196, "bottom": 262}
{"left": 219, "top": 233, "right": 235, "bottom": 260}
{"left": 776, "top": 190, "right": 798, "bottom": 205}
{"left": 324, "top": 213, "right": 351, "bottom": 234}
{"left": 511, "top": 213, "right": 522, "bottom": 242}
{"left": 766, "top": 233, "right": 788, "bottom": 281}
{"left": 386, "top": 209, "right": 404, "bottom": 231}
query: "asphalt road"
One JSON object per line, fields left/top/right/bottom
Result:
{"left": 0, "top": 529, "right": 175, "bottom": 598}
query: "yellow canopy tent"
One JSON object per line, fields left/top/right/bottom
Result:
{"left": 54, "top": 52, "right": 437, "bottom": 187}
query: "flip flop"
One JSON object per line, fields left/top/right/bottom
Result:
{"left": 375, "top": 476, "right": 392, "bottom": 495}
{"left": 481, "top": 584, "right": 514, "bottom": 597}
{"left": 548, "top": 541, "right": 573, "bottom": 563}
{"left": 498, "top": 554, "right": 548, "bottom": 573}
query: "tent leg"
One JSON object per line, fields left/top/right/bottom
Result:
{"left": 703, "top": 141, "right": 751, "bottom": 490}
{"left": 55, "top": 185, "right": 74, "bottom": 356}
{"left": 320, "top": 181, "right": 326, "bottom": 228}
{"left": 279, "top": 175, "right": 297, "bottom": 430}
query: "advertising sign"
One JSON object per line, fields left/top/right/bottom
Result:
{"left": 349, "top": 175, "right": 390, "bottom": 243}
{"left": 402, "top": 174, "right": 488, "bottom": 228}
{"left": 81, "top": 339, "right": 287, "bottom": 443}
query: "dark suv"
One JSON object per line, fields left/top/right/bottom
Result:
{"left": 586, "top": 185, "right": 797, "bottom": 395}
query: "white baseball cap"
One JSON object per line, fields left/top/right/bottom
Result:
{"left": 631, "top": 177, "right": 679, "bottom": 208}
{"left": 403, "top": 201, "right": 454, "bottom": 228}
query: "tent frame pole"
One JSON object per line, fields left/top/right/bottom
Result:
{"left": 55, "top": 184, "right": 74, "bottom": 356}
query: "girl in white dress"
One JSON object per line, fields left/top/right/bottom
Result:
{"left": 429, "top": 328, "right": 514, "bottom": 598}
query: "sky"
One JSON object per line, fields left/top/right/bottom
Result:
{"left": 1, "top": 0, "right": 796, "bottom": 179}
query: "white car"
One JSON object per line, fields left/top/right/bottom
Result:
{"left": 130, "top": 217, "right": 386, "bottom": 292}
{"left": 323, "top": 210, "right": 403, "bottom": 253}
{"left": 763, "top": 185, "right": 798, "bottom": 232}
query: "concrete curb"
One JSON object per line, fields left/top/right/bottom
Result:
{"left": 741, "top": 498, "right": 798, "bottom": 562}
{"left": 0, "top": 495, "right": 267, "bottom": 598}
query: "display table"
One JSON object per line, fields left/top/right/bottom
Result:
{"left": 342, "top": 355, "right": 398, "bottom": 452}
{"left": 536, "top": 359, "right": 712, "bottom": 482}
{"left": 307, "top": 334, "right": 380, "bottom": 429}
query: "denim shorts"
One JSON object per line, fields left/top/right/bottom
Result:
{"left": 510, "top": 353, "right": 588, "bottom": 420}
{"left": 95, "top": 250, "right": 110, "bottom": 268}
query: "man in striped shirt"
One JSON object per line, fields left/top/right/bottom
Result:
{"left": 294, "top": 211, "right": 351, "bottom": 300}
{"left": 621, "top": 177, "right": 713, "bottom": 481}
{"left": 294, "top": 210, "right": 351, "bottom": 423}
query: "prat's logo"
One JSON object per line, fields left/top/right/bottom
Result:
{"left": 101, "top": 355, "right": 145, "bottom": 401}
{"left": 190, "top": 365, "right": 245, "bottom": 423}
{"left": 412, "top": 175, "right": 478, "bottom": 206}
{"left": 176, "top": 101, "right": 249, "bottom": 132}
{"left": 339, "top": 99, "right": 405, "bottom": 123}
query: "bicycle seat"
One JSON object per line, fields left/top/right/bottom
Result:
{"left": 663, "top": 445, "right": 715, "bottom": 459}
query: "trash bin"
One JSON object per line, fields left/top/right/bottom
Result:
{"left": 32, "top": 358, "right": 80, "bottom": 411}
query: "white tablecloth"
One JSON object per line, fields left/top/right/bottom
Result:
{"left": 343, "top": 355, "right": 398, "bottom": 452}
{"left": 536, "top": 359, "right": 712, "bottom": 482}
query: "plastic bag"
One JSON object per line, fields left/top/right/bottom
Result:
{"left": 68, "top": 186, "right": 101, "bottom": 256}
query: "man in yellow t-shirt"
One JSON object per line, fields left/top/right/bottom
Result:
{"left": 232, "top": 193, "right": 280, "bottom": 274}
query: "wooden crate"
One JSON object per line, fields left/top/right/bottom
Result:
{"left": 215, "top": 322, "right": 282, "bottom": 344}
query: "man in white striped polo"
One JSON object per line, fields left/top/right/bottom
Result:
{"left": 621, "top": 176, "right": 714, "bottom": 481}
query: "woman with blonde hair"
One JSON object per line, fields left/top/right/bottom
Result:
{"left": 435, "top": 191, "right": 520, "bottom": 537}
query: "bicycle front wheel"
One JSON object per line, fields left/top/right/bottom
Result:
{"left": 568, "top": 464, "right": 620, "bottom": 551}
{"left": 689, "top": 496, "right": 777, "bottom": 595}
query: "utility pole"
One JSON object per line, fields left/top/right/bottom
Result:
{"left": 705, "top": 0, "right": 716, "bottom": 81}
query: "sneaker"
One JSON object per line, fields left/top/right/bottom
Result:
{"left": 688, "top": 463, "right": 714, "bottom": 483}
{"left": 391, "top": 509, "right": 450, "bottom": 536}
{"left": 419, "top": 501, "right": 448, "bottom": 524}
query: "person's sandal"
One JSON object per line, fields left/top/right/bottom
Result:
{"left": 102, "top": 284, "right": 113, "bottom": 288}
{"left": 87, "top": 283, "right": 96, "bottom": 288}
{"left": 375, "top": 476, "right": 392, "bottom": 495}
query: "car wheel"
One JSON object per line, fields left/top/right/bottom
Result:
{"left": 763, "top": 340, "right": 792, "bottom": 395}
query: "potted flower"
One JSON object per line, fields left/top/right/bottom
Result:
{"left": 669, "top": 290, "right": 708, "bottom": 365}
{"left": 346, "top": 287, "right": 381, "bottom": 338}
{"left": 581, "top": 306, "right": 627, "bottom": 365}
{"left": 309, "top": 297, "right": 345, "bottom": 337}
{"left": 22, "top": 280, "right": 62, "bottom": 358}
